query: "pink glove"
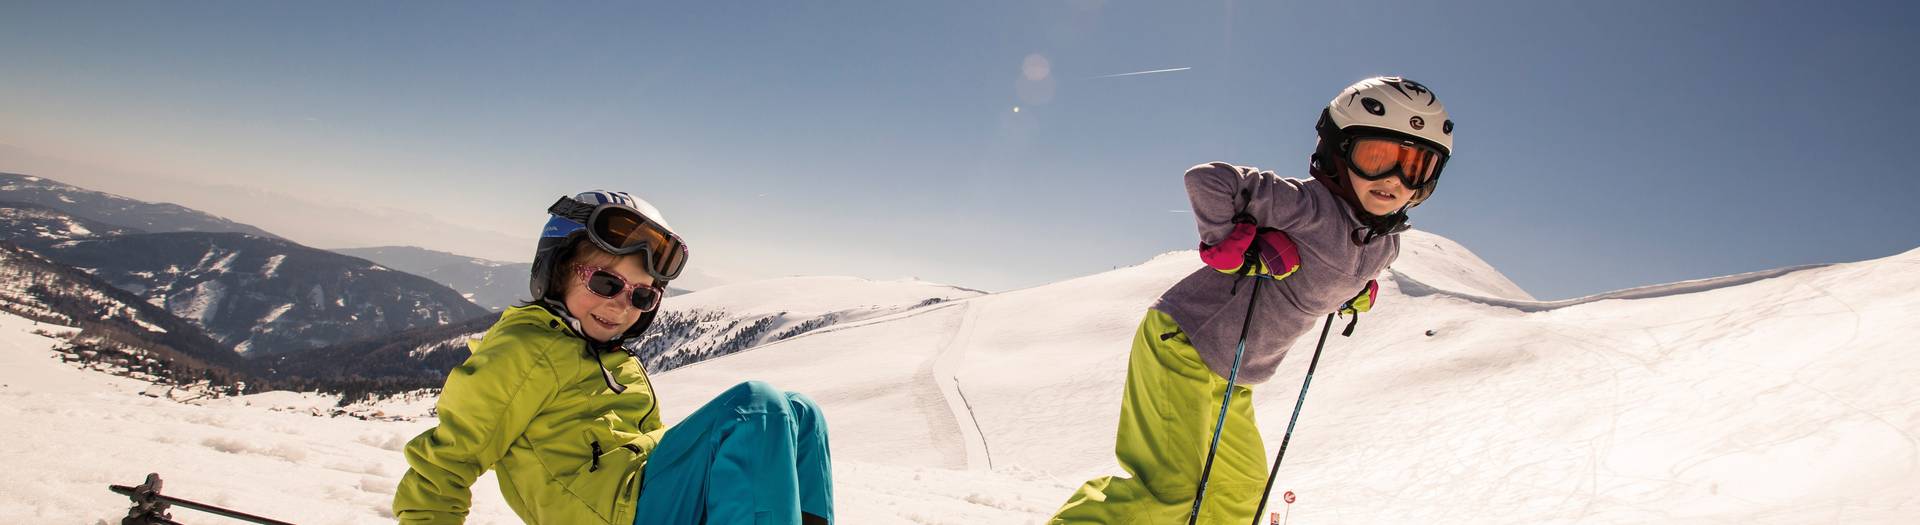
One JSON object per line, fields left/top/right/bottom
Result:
{"left": 1200, "top": 222, "right": 1260, "bottom": 272}
{"left": 1200, "top": 223, "right": 1300, "bottom": 278}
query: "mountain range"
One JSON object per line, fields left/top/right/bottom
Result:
{"left": 0, "top": 171, "right": 964, "bottom": 398}
{"left": 0, "top": 172, "right": 279, "bottom": 238}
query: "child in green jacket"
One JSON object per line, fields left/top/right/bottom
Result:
{"left": 393, "top": 191, "right": 833, "bottom": 524}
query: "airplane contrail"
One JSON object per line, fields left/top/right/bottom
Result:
{"left": 1096, "top": 67, "right": 1192, "bottom": 79}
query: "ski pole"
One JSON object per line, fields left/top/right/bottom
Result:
{"left": 1249, "top": 313, "right": 1336, "bottom": 525}
{"left": 1187, "top": 280, "right": 1262, "bottom": 525}
{"left": 111, "top": 473, "right": 297, "bottom": 525}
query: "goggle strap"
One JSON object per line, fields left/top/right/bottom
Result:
{"left": 547, "top": 197, "right": 597, "bottom": 224}
{"left": 552, "top": 195, "right": 689, "bottom": 281}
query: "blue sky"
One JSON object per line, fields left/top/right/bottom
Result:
{"left": 3, "top": 1, "right": 1917, "bottom": 299}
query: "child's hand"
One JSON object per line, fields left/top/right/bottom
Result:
{"left": 1199, "top": 221, "right": 1300, "bottom": 279}
{"left": 1200, "top": 222, "right": 1261, "bottom": 272}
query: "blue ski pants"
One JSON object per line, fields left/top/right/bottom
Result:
{"left": 633, "top": 381, "right": 834, "bottom": 524}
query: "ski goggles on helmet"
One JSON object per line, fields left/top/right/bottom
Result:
{"left": 1344, "top": 136, "right": 1446, "bottom": 191}
{"left": 573, "top": 264, "right": 665, "bottom": 311}
{"left": 547, "top": 196, "right": 689, "bottom": 281}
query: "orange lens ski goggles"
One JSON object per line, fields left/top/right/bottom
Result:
{"left": 1345, "top": 136, "right": 1445, "bottom": 190}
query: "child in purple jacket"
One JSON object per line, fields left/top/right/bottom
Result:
{"left": 1052, "top": 76, "right": 1456, "bottom": 524}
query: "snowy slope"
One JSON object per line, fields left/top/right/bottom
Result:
{"left": 651, "top": 232, "right": 1920, "bottom": 523}
{"left": 0, "top": 312, "right": 517, "bottom": 524}
{"left": 1393, "top": 229, "right": 1534, "bottom": 301}
{"left": 638, "top": 276, "right": 983, "bottom": 371}
{"left": 0, "top": 307, "right": 1053, "bottom": 523}
{"left": 2, "top": 230, "right": 1915, "bottom": 524}
{"left": 665, "top": 276, "right": 983, "bottom": 314}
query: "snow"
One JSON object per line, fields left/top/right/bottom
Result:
{"left": 191, "top": 249, "right": 238, "bottom": 274}
{"left": 409, "top": 333, "right": 478, "bottom": 359}
{"left": 652, "top": 237, "right": 1920, "bottom": 523}
{"left": 1394, "top": 229, "right": 1535, "bottom": 301}
{"left": 128, "top": 313, "right": 166, "bottom": 334}
{"left": 166, "top": 280, "right": 225, "bottom": 325}
{"left": 259, "top": 303, "right": 294, "bottom": 325}
{"left": 643, "top": 275, "right": 985, "bottom": 368}
{"left": 63, "top": 218, "right": 92, "bottom": 237}
{"left": 668, "top": 275, "right": 982, "bottom": 316}
{"left": 1, "top": 232, "right": 1915, "bottom": 523}
{"left": 206, "top": 250, "right": 239, "bottom": 274}
{"left": 261, "top": 254, "right": 287, "bottom": 279}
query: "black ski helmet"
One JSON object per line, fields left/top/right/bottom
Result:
{"left": 529, "top": 190, "right": 686, "bottom": 348}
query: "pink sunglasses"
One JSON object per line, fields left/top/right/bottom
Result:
{"left": 572, "top": 265, "right": 664, "bottom": 311}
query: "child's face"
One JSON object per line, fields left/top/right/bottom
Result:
{"left": 1347, "top": 167, "right": 1416, "bottom": 216}
{"left": 561, "top": 254, "right": 655, "bottom": 342}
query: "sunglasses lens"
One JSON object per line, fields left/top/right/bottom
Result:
{"left": 630, "top": 286, "right": 662, "bottom": 311}
{"left": 586, "top": 270, "right": 625, "bottom": 298}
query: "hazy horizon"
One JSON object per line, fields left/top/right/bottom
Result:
{"left": 5, "top": 1, "right": 1918, "bottom": 299}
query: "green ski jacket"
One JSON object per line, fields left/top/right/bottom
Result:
{"left": 394, "top": 305, "right": 665, "bottom": 524}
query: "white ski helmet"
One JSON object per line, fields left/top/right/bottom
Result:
{"left": 1323, "top": 76, "right": 1453, "bottom": 156}
{"left": 1312, "top": 76, "right": 1454, "bottom": 213}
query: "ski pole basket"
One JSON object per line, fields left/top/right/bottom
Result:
{"left": 109, "top": 473, "right": 297, "bottom": 525}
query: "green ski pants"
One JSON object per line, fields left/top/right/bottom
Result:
{"left": 1051, "top": 309, "right": 1267, "bottom": 524}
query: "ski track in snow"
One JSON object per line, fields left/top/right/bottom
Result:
{"left": 931, "top": 298, "right": 992, "bottom": 470}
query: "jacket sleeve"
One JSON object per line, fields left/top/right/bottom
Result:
{"left": 393, "top": 333, "right": 561, "bottom": 525}
{"left": 1185, "top": 162, "right": 1317, "bottom": 245}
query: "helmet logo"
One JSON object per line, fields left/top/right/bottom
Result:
{"left": 1409, "top": 116, "right": 1426, "bottom": 130}
{"left": 1361, "top": 97, "right": 1386, "bottom": 116}
{"left": 1383, "top": 78, "right": 1437, "bottom": 106}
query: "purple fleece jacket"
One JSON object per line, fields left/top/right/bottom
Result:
{"left": 1150, "top": 162, "right": 1400, "bottom": 385}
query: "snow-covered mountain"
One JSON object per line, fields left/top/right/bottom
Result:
{"left": 254, "top": 275, "right": 980, "bottom": 405}
{"left": 0, "top": 172, "right": 280, "bottom": 239}
{"left": 0, "top": 188, "right": 495, "bottom": 357}
{"left": 261, "top": 313, "right": 497, "bottom": 403}
{"left": 0, "top": 202, "right": 142, "bottom": 242}
{"left": 0, "top": 241, "right": 250, "bottom": 386}
{"left": 1, "top": 230, "right": 1914, "bottom": 523}
{"left": 635, "top": 276, "right": 985, "bottom": 372}
{"left": 332, "top": 246, "right": 536, "bottom": 311}
{"left": 36, "top": 231, "right": 491, "bottom": 355}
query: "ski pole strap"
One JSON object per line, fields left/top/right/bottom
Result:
{"left": 1336, "top": 280, "right": 1379, "bottom": 337}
